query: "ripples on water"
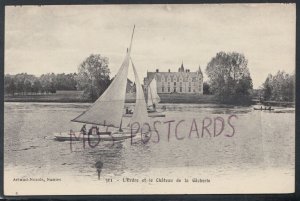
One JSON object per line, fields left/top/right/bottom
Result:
{"left": 4, "top": 102, "right": 295, "bottom": 180}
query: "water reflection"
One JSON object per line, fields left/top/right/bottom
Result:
{"left": 4, "top": 102, "right": 295, "bottom": 179}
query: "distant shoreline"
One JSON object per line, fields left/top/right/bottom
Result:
{"left": 4, "top": 94, "right": 294, "bottom": 107}
{"left": 4, "top": 94, "right": 218, "bottom": 104}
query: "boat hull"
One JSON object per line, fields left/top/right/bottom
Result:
{"left": 53, "top": 131, "right": 135, "bottom": 142}
{"left": 123, "top": 113, "right": 165, "bottom": 118}
{"left": 253, "top": 108, "right": 274, "bottom": 111}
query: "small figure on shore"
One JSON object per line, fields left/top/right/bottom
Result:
{"left": 80, "top": 124, "right": 87, "bottom": 135}
{"left": 260, "top": 106, "right": 262, "bottom": 110}
{"left": 95, "top": 161, "right": 103, "bottom": 180}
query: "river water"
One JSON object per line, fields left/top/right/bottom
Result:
{"left": 4, "top": 102, "right": 295, "bottom": 194}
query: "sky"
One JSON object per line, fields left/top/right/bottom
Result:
{"left": 5, "top": 4, "right": 295, "bottom": 88}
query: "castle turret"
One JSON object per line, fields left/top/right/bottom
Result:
{"left": 198, "top": 65, "right": 203, "bottom": 76}
{"left": 178, "top": 61, "right": 185, "bottom": 72}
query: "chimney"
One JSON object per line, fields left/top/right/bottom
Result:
{"left": 168, "top": 69, "right": 170, "bottom": 72}
{"left": 156, "top": 69, "right": 159, "bottom": 73}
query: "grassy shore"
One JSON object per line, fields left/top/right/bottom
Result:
{"left": 5, "top": 91, "right": 218, "bottom": 104}
{"left": 4, "top": 90, "right": 90, "bottom": 103}
{"left": 4, "top": 91, "right": 294, "bottom": 107}
{"left": 159, "top": 93, "right": 218, "bottom": 104}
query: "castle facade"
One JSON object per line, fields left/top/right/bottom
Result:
{"left": 144, "top": 63, "right": 203, "bottom": 94}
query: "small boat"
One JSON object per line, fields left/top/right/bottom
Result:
{"left": 54, "top": 26, "right": 152, "bottom": 142}
{"left": 253, "top": 107, "right": 274, "bottom": 111}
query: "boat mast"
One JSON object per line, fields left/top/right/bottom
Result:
{"left": 149, "top": 82, "right": 154, "bottom": 107}
{"left": 119, "top": 119, "right": 123, "bottom": 132}
{"left": 119, "top": 25, "right": 135, "bottom": 131}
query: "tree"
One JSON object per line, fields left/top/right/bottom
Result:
{"left": 13, "top": 73, "right": 36, "bottom": 95}
{"left": 40, "top": 73, "right": 57, "bottom": 94}
{"left": 263, "top": 74, "right": 272, "bottom": 101}
{"left": 76, "top": 54, "right": 110, "bottom": 101}
{"left": 56, "top": 73, "right": 77, "bottom": 90}
{"left": 206, "top": 52, "right": 253, "bottom": 104}
{"left": 4, "top": 75, "right": 15, "bottom": 95}
{"left": 32, "top": 79, "right": 42, "bottom": 94}
{"left": 203, "top": 82, "right": 211, "bottom": 95}
{"left": 24, "top": 79, "right": 32, "bottom": 94}
{"left": 262, "top": 71, "right": 294, "bottom": 102}
{"left": 14, "top": 73, "right": 26, "bottom": 94}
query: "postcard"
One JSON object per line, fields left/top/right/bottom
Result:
{"left": 4, "top": 4, "right": 295, "bottom": 195}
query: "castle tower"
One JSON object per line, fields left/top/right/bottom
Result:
{"left": 178, "top": 61, "right": 185, "bottom": 72}
{"left": 198, "top": 65, "right": 203, "bottom": 75}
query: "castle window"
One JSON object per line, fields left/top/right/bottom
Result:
{"left": 188, "top": 87, "right": 191, "bottom": 92}
{"left": 174, "top": 88, "right": 176, "bottom": 92}
{"left": 180, "top": 87, "right": 182, "bottom": 92}
{"left": 174, "top": 82, "right": 176, "bottom": 86}
{"left": 168, "top": 87, "right": 170, "bottom": 92}
{"left": 162, "top": 87, "right": 164, "bottom": 92}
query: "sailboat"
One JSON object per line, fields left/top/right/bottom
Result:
{"left": 53, "top": 26, "right": 151, "bottom": 142}
{"left": 147, "top": 78, "right": 164, "bottom": 112}
{"left": 124, "top": 76, "right": 166, "bottom": 118}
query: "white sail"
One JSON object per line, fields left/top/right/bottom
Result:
{"left": 130, "top": 59, "right": 150, "bottom": 127}
{"left": 72, "top": 27, "right": 135, "bottom": 128}
{"left": 147, "top": 77, "right": 161, "bottom": 107}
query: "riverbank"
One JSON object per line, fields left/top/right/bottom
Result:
{"left": 4, "top": 95, "right": 217, "bottom": 104}
{"left": 4, "top": 90, "right": 89, "bottom": 103}
{"left": 4, "top": 91, "right": 294, "bottom": 107}
{"left": 4, "top": 91, "right": 219, "bottom": 104}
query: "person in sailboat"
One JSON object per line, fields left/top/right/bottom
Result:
{"left": 152, "top": 103, "right": 156, "bottom": 111}
{"left": 126, "top": 107, "right": 133, "bottom": 114}
{"left": 88, "top": 126, "right": 98, "bottom": 135}
{"left": 80, "top": 124, "right": 87, "bottom": 135}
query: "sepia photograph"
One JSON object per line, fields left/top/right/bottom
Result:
{"left": 4, "top": 4, "right": 295, "bottom": 195}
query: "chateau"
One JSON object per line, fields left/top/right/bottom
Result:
{"left": 144, "top": 63, "right": 203, "bottom": 94}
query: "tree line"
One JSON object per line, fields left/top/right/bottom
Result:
{"left": 4, "top": 54, "right": 111, "bottom": 101}
{"left": 204, "top": 51, "right": 294, "bottom": 104}
{"left": 5, "top": 73, "right": 77, "bottom": 95}
{"left": 5, "top": 53, "right": 294, "bottom": 104}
